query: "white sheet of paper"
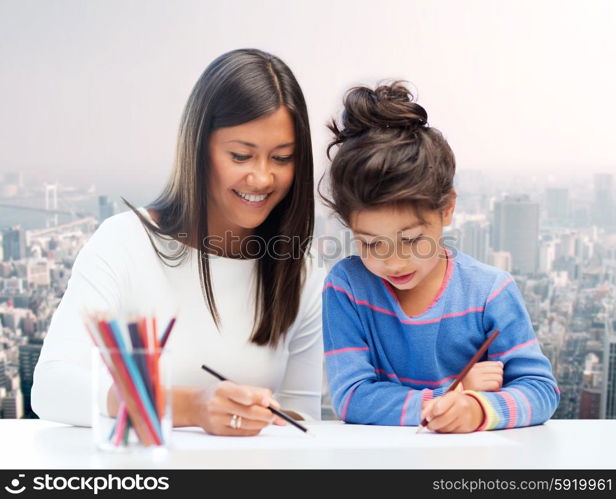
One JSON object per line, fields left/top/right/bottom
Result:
{"left": 171, "top": 423, "right": 519, "bottom": 451}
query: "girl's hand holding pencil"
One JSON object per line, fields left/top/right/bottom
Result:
{"left": 418, "top": 360, "right": 502, "bottom": 433}
{"left": 417, "top": 329, "right": 501, "bottom": 434}
{"left": 419, "top": 392, "right": 484, "bottom": 434}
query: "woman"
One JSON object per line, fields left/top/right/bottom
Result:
{"left": 31, "top": 48, "right": 325, "bottom": 436}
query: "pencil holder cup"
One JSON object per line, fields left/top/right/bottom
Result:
{"left": 91, "top": 346, "right": 172, "bottom": 453}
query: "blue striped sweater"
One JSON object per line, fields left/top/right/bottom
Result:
{"left": 322, "top": 250, "right": 560, "bottom": 430}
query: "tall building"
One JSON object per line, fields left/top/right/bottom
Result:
{"left": 0, "top": 351, "right": 7, "bottom": 391}
{"left": 27, "top": 259, "right": 51, "bottom": 287}
{"left": 461, "top": 220, "right": 490, "bottom": 263}
{"left": 492, "top": 195, "right": 540, "bottom": 275}
{"left": 98, "top": 195, "right": 116, "bottom": 222}
{"left": 602, "top": 338, "right": 616, "bottom": 419}
{"left": 601, "top": 302, "right": 616, "bottom": 419}
{"left": 538, "top": 238, "right": 556, "bottom": 274}
{"left": 1, "top": 391, "right": 23, "bottom": 419}
{"left": 490, "top": 251, "right": 512, "bottom": 273}
{"left": 545, "top": 188, "right": 569, "bottom": 224}
{"left": 593, "top": 173, "right": 614, "bottom": 230}
{"left": 2, "top": 226, "right": 26, "bottom": 262}
{"left": 18, "top": 342, "right": 42, "bottom": 418}
{"left": 579, "top": 388, "right": 601, "bottom": 419}
{"left": 605, "top": 247, "right": 616, "bottom": 287}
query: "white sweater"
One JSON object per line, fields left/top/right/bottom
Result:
{"left": 31, "top": 207, "right": 326, "bottom": 426}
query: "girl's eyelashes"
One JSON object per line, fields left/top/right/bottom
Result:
{"left": 401, "top": 235, "right": 423, "bottom": 245}
{"left": 360, "top": 235, "right": 423, "bottom": 248}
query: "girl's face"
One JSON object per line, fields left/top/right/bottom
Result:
{"left": 208, "top": 106, "right": 296, "bottom": 233}
{"left": 350, "top": 200, "right": 455, "bottom": 292}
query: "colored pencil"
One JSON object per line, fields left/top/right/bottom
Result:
{"left": 416, "top": 329, "right": 501, "bottom": 433}
{"left": 85, "top": 309, "right": 179, "bottom": 447}
{"left": 87, "top": 313, "right": 157, "bottom": 445}
{"left": 114, "top": 313, "right": 178, "bottom": 443}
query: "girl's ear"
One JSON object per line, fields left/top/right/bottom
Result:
{"left": 441, "top": 189, "right": 457, "bottom": 226}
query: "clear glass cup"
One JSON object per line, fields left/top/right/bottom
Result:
{"left": 91, "top": 346, "right": 172, "bottom": 454}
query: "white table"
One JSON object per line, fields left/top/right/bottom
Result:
{"left": 1, "top": 420, "right": 614, "bottom": 469}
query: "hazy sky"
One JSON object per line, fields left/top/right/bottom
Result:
{"left": 1, "top": 0, "right": 615, "bottom": 202}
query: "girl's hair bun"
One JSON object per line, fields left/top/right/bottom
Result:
{"left": 321, "top": 80, "right": 455, "bottom": 225}
{"left": 332, "top": 81, "right": 427, "bottom": 144}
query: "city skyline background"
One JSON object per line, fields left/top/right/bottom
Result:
{"left": 1, "top": 1, "right": 615, "bottom": 421}
{"left": 2, "top": 168, "right": 616, "bottom": 420}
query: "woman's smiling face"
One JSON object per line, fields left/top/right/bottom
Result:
{"left": 208, "top": 106, "right": 296, "bottom": 233}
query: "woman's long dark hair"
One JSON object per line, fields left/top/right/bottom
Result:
{"left": 123, "top": 48, "right": 314, "bottom": 348}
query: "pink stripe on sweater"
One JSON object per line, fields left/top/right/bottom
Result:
{"left": 323, "top": 283, "right": 398, "bottom": 317}
{"left": 400, "top": 390, "right": 414, "bottom": 426}
{"left": 486, "top": 277, "right": 514, "bottom": 303}
{"left": 340, "top": 387, "right": 357, "bottom": 421}
{"left": 403, "top": 307, "right": 485, "bottom": 325}
{"left": 488, "top": 338, "right": 538, "bottom": 359}
{"left": 324, "top": 282, "right": 484, "bottom": 325}
{"left": 325, "top": 346, "right": 369, "bottom": 357}
{"left": 506, "top": 387, "right": 532, "bottom": 426}
{"left": 422, "top": 389, "right": 434, "bottom": 405}
{"left": 399, "top": 374, "right": 458, "bottom": 386}
{"left": 375, "top": 369, "right": 458, "bottom": 387}
{"left": 499, "top": 391, "right": 518, "bottom": 429}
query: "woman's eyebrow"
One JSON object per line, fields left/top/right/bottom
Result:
{"left": 225, "top": 140, "right": 257, "bottom": 147}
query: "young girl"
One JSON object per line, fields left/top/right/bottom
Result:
{"left": 320, "top": 82, "right": 559, "bottom": 433}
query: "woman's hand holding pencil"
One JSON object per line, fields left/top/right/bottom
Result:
{"left": 188, "top": 381, "right": 288, "bottom": 437}
{"left": 199, "top": 364, "right": 311, "bottom": 436}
